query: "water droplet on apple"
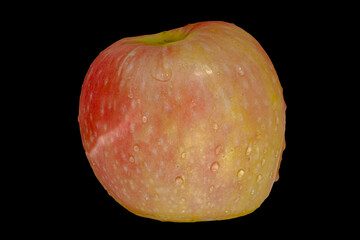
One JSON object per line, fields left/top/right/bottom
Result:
{"left": 175, "top": 176, "right": 184, "bottom": 185}
{"left": 142, "top": 116, "right": 147, "bottom": 123}
{"left": 152, "top": 70, "right": 172, "bottom": 82}
{"left": 129, "top": 155, "right": 135, "bottom": 162}
{"left": 209, "top": 185, "right": 214, "bottom": 192}
{"left": 256, "top": 174, "right": 263, "bottom": 183}
{"left": 151, "top": 65, "right": 172, "bottom": 82}
{"left": 237, "top": 169, "right": 245, "bottom": 179}
{"left": 215, "top": 145, "right": 222, "bottom": 155}
{"left": 143, "top": 193, "right": 149, "bottom": 201}
{"left": 238, "top": 65, "right": 245, "bottom": 76}
{"left": 275, "top": 171, "right": 280, "bottom": 181}
{"left": 181, "top": 152, "right": 187, "bottom": 159}
{"left": 134, "top": 145, "right": 139, "bottom": 152}
{"left": 246, "top": 145, "right": 252, "bottom": 156}
{"left": 210, "top": 161, "right": 219, "bottom": 172}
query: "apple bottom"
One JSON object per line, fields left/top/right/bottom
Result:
{"left": 85, "top": 108, "right": 283, "bottom": 222}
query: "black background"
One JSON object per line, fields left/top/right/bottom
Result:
{"left": 13, "top": 2, "right": 351, "bottom": 236}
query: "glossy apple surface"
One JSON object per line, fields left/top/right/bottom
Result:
{"left": 78, "top": 21, "right": 286, "bottom": 222}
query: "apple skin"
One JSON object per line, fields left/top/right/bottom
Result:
{"left": 78, "top": 21, "right": 286, "bottom": 222}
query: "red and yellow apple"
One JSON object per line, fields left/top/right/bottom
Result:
{"left": 78, "top": 21, "right": 286, "bottom": 222}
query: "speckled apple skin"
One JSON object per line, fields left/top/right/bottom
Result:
{"left": 79, "top": 21, "right": 286, "bottom": 222}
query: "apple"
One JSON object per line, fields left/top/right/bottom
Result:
{"left": 78, "top": 21, "right": 286, "bottom": 222}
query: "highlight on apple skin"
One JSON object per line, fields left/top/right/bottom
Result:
{"left": 78, "top": 21, "right": 286, "bottom": 222}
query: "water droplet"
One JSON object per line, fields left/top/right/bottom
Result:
{"left": 275, "top": 172, "right": 280, "bottom": 181}
{"left": 209, "top": 185, "right": 214, "bottom": 192}
{"left": 151, "top": 65, "right": 172, "bottom": 82}
{"left": 142, "top": 116, "right": 147, "bottom": 123}
{"left": 215, "top": 145, "right": 222, "bottom": 155}
{"left": 246, "top": 145, "right": 252, "bottom": 156}
{"left": 257, "top": 174, "right": 263, "bottom": 183}
{"left": 210, "top": 161, "right": 219, "bottom": 172}
{"left": 238, "top": 66, "right": 245, "bottom": 76}
{"left": 128, "top": 92, "right": 133, "bottom": 98}
{"left": 205, "top": 67, "right": 213, "bottom": 75}
{"left": 181, "top": 152, "right": 187, "bottom": 159}
{"left": 237, "top": 169, "right": 245, "bottom": 179}
{"left": 129, "top": 155, "right": 135, "bottom": 162}
{"left": 175, "top": 176, "right": 184, "bottom": 185}
{"left": 143, "top": 193, "right": 149, "bottom": 201}
{"left": 134, "top": 145, "right": 139, "bottom": 152}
